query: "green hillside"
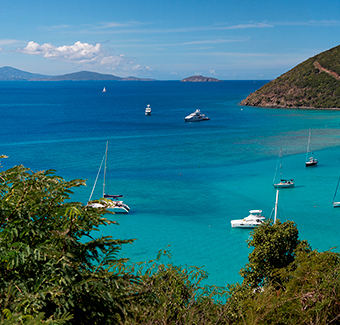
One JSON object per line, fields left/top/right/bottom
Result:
{"left": 241, "top": 45, "right": 340, "bottom": 109}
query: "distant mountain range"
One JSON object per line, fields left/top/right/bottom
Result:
{"left": 0, "top": 66, "right": 155, "bottom": 81}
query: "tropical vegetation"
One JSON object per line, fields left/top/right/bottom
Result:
{"left": 1, "top": 162, "right": 340, "bottom": 324}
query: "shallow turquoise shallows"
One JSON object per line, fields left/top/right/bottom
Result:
{"left": 1, "top": 80, "right": 340, "bottom": 287}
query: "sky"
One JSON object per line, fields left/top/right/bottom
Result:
{"left": 1, "top": 0, "right": 340, "bottom": 80}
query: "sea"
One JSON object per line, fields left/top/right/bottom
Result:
{"left": 1, "top": 80, "right": 340, "bottom": 287}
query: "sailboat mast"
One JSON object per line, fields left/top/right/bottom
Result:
{"left": 103, "top": 141, "right": 108, "bottom": 197}
{"left": 306, "top": 129, "right": 311, "bottom": 161}
{"left": 274, "top": 189, "right": 279, "bottom": 224}
{"left": 333, "top": 176, "right": 340, "bottom": 203}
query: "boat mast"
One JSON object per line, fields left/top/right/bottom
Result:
{"left": 306, "top": 128, "right": 311, "bottom": 162}
{"left": 274, "top": 189, "right": 279, "bottom": 224}
{"left": 333, "top": 176, "right": 340, "bottom": 203}
{"left": 103, "top": 141, "right": 108, "bottom": 197}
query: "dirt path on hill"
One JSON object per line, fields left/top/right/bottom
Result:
{"left": 314, "top": 61, "right": 340, "bottom": 80}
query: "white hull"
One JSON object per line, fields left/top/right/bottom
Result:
{"left": 333, "top": 201, "right": 340, "bottom": 207}
{"left": 231, "top": 222, "right": 263, "bottom": 228}
{"left": 273, "top": 183, "right": 294, "bottom": 188}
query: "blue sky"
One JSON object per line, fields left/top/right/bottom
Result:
{"left": 1, "top": 0, "right": 340, "bottom": 80}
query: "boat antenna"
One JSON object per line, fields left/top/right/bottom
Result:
{"left": 274, "top": 189, "right": 279, "bottom": 224}
{"left": 88, "top": 153, "right": 106, "bottom": 203}
{"left": 103, "top": 141, "right": 108, "bottom": 197}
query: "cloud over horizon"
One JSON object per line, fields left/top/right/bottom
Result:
{"left": 17, "top": 41, "right": 150, "bottom": 74}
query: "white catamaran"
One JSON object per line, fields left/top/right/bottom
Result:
{"left": 87, "top": 141, "right": 130, "bottom": 213}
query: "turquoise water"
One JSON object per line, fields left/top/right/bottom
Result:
{"left": 1, "top": 80, "right": 340, "bottom": 286}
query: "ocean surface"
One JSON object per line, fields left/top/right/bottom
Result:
{"left": 1, "top": 80, "right": 340, "bottom": 287}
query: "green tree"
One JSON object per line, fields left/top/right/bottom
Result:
{"left": 0, "top": 165, "right": 139, "bottom": 324}
{"left": 240, "top": 220, "right": 311, "bottom": 288}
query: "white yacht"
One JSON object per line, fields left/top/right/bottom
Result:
{"left": 145, "top": 104, "right": 151, "bottom": 115}
{"left": 230, "top": 210, "right": 265, "bottom": 228}
{"left": 102, "top": 87, "right": 106, "bottom": 93}
{"left": 184, "top": 109, "right": 210, "bottom": 122}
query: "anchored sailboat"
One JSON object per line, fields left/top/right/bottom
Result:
{"left": 273, "top": 148, "right": 294, "bottom": 188}
{"left": 87, "top": 141, "right": 130, "bottom": 213}
{"left": 305, "top": 128, "right": 318, "bottom": 167}
{"left": 332, "top": 176, "right": 340, "bottom": 207}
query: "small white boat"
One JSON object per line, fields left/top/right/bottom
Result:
{"left": 102, "top": 87, "right": 106, "bottom": 93}
{"left": 184, "top": 109, "right": 210, "bottom": 122}
{"left": 273, "top": 179, "right": 294, "bottom": 188}
{"left": 145, "top": 104, "right": 151, "bottom": 115}
{"left": 87, "top": 141, "right": 130, "bottom": 214}
{"left": 231, "top": 210, "right": 265, "bottom": 228}
{"left": 305, "top": 129, "right": 318, "bottom": 167}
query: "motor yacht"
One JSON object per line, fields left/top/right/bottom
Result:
{"left": 230, "top": 210, "right": 265, "bottom": 228}
{"left": 145, "top": 104, "right": 151, "bottom": 115}
{"left": 184, "top": 109, "right": 209, "bottom": 122}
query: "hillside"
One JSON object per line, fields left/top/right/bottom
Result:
{"left": 241, "top": 44, "right": 340, "bottom": 109}
{"left": 0, "top": 66, "right": 155, "bottom": 81}
{"left": 0, "top": 66, "right": 50, "bottom": 81}
{"left": 181, "top": 75, "right": 222, "bottom": 82}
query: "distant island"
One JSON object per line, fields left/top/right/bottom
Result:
{"left": 180, "top": 75, "right": 222, "bottom": 82}
{"left": 241, "top": 44, "right": 340, "bottom": 109}
{"left": 0, "top": 66, "right": 155, "bottom": 81}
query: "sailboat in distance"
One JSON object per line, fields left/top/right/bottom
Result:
{"left": 87, "top": 141, "right": 130, "bottom": 213}
{"left": 273, "top": 148, "right": 294, "bottom": 188}
{"left": 332, "top": 176, "right": 340, "bottom": 207}
{"left": 305, "top": 128, "right": 318, "bottom": 167}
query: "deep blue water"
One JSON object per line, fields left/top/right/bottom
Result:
{"left": 2, "top": 80, "right": 340, "bottom": 287}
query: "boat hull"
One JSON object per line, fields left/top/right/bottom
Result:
{"left": 273, "top": 183, "right": 294, "bottom": 188}
{"left": 184, "top": 117, "right": 210, "bottom": 122}
{"left": 306, "top": 161, "right": 318, "bottom": 167}
{"left": 231, "top": 222, "right": 261, "bottom": 228}
{"left": 333, "top": 201, "right": 340, "bottom": 207}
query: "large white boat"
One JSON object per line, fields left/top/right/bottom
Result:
{"left": 87, "top": 141, "right": 130, "bottom": 213}
{"left": 184, "top": 109, "right": 210, "bottom": 122}
{"left": 230, "top": 210, "right": 265, "bottom": 228}
{"left": 145, "top": 104, "right": 151, "bottom": 115}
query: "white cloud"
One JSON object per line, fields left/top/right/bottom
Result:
{"left": 20, "top": 41, "right": 102, "bottom": 63}
{"left": 17, "top": 41, "right": 151, "bottom": 73}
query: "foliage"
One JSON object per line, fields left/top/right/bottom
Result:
{"left": 122, "top": 248, "right": 231, "bottom": 324}
{"left": 0, "top": 165, "right": 138, "bottom": 324}
{"left": 239, "top": 220, "right": 311, "bottom": 288}
{"left": 2, "top": 164, "right": 340, "bottom": 324}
